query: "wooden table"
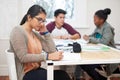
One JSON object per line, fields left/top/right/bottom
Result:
{"left": 47, "top": 44, "right": 120, "bottom": 80}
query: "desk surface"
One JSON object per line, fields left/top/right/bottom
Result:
{"left": 47, "top": 40, "right": 120, "bottom": 80}
{"left": 47, "top": 43, "right": 120, "bottom": 66}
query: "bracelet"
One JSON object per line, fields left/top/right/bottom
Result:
{"left": 46, "top": 53, "right": 49, "bottom": 60}
{"left": 42, "top": 31, "right": 49, "bottom": 35}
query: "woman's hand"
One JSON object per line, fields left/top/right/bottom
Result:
{"left": 83, "top": 35, "right": 89, "bottom": 41}
{"left": 39, "top": 23, "right": 48, "bottom": 32}
{"left": 48, "top": 51, "right": 63, "bottom": 61}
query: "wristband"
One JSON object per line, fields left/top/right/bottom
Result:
{"left": 46, "top": 53, "right": 49, "bottom": 60}
{"left": 41, "top": 31, "right": 49, "bottom": 35}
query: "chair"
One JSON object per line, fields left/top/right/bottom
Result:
{"left": 107, "top": 74, "right": 120, "bottom": 80}
{"left": 95, "top": 65, "right": 120, "bottom": 80}
{"left": 5, "top": 49, "right": 18, "bottom": 80}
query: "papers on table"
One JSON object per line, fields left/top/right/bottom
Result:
{"left": 53, "top": 39, "right": 111, "bottom": 62}
{"left": 54, "top": 39, "right": 110, "bottom": 52}
{"left": 61, "top": 52, "right": 81, "bottom": 61}
{"left": 54, "top": 39, "right": 110, "bottom": 51}
{"left": 53, "top": 39, "right": 88, "bottom": 47}
{"left": 53, "top": 39, "right": 73, "bottom": 47}
{"left": 82, "top": 45, "right": 110, "bottom": 51}
{"left": 74, "top": 39, "right": 89, "bottom": 45}
{"left": 57, "top": 46, "right": 73, "bottom": 52}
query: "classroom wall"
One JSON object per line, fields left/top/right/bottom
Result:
{"left": 0, "top": 0, "right": 120, "bottom": 75}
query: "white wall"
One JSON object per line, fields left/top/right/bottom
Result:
{"left": 0, "top": 0, "right": 18, "bottom": 39}
{"left": 0, "top": 0, "right": 120, "bottom": 75}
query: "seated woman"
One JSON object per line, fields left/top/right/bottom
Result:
{"left": 46, "top": 9, "right": 81, "bottom": 40}
{"left": 75, "top": 8, "right": 117, "bottom": 80}
{"left": 9, "top": 5, "right": 71, "bottom": 80}
{"left": 83, "top": 8, "right": 115, "bottom": 48}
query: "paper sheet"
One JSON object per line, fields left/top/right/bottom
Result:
{"left": 82, "top": 45, "right": 110, "bottom": 51}
{"left": 61, "top": 52, "right": 81, "bottom": 61}
{"left": 54, "top": 39, "right": 88, "bottom": 47}
{"left": 53, "top": 39, "right": 73, "bottom": 47}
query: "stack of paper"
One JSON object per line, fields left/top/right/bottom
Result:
{"left": 61, "top": 52, "right": 81, "bottom": 61}
{"left": 53, "top": 39, "right": 73, "bottom": 47}
{"left": 54, "top": 39, "right": 88, "bottom": 47}
{"left": 82, "top": 45, "right": 110, "bottom": 51}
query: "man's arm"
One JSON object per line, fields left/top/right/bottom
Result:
{"left": 64, "top": 23, "right": 81, "bottom": 39}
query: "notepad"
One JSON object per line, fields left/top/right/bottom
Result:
{"left": 82, "top": 45, "right": 110, "bottom": 51}
{"left": 54, "top": 39, "right": 88, "bottom": 47}
{"left": 54, "top": 39, "right": 73, "bottom": 46}
{"left": 61, "top": 52, "right": 81, "bottom": 61}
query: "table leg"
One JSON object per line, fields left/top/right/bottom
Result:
{"left": 47, "top": 61, "right": 54, "bottom": 80}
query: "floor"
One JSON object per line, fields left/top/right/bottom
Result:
{"left": 0, "top": 76, "right": 9, "bottom": 80}
{"left": 0, "top": 76, "right": 120, "bottom": 80}
{"left": 0, "top": 76, "right": 84, "bottom": 80}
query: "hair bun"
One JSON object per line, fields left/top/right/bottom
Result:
{"left": 104, "top": 8, "right": 111, "bottom": 15}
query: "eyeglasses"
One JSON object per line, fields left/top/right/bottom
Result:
{"left": 35, "top": 17, "right": 47, "bottom": 23}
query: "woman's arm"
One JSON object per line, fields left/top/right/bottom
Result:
{"left": 89, "top": 27, "right": 113, "bottom": 45}
{"left": 10, "top": 27, "right": 47, "bottom": 63}
{"left": 41, "top": 32, "right": 56, "bottom": 53}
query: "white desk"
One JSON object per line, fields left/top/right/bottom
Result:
{"left": 47, "top": 40, "right": 120, "bottom": 80}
